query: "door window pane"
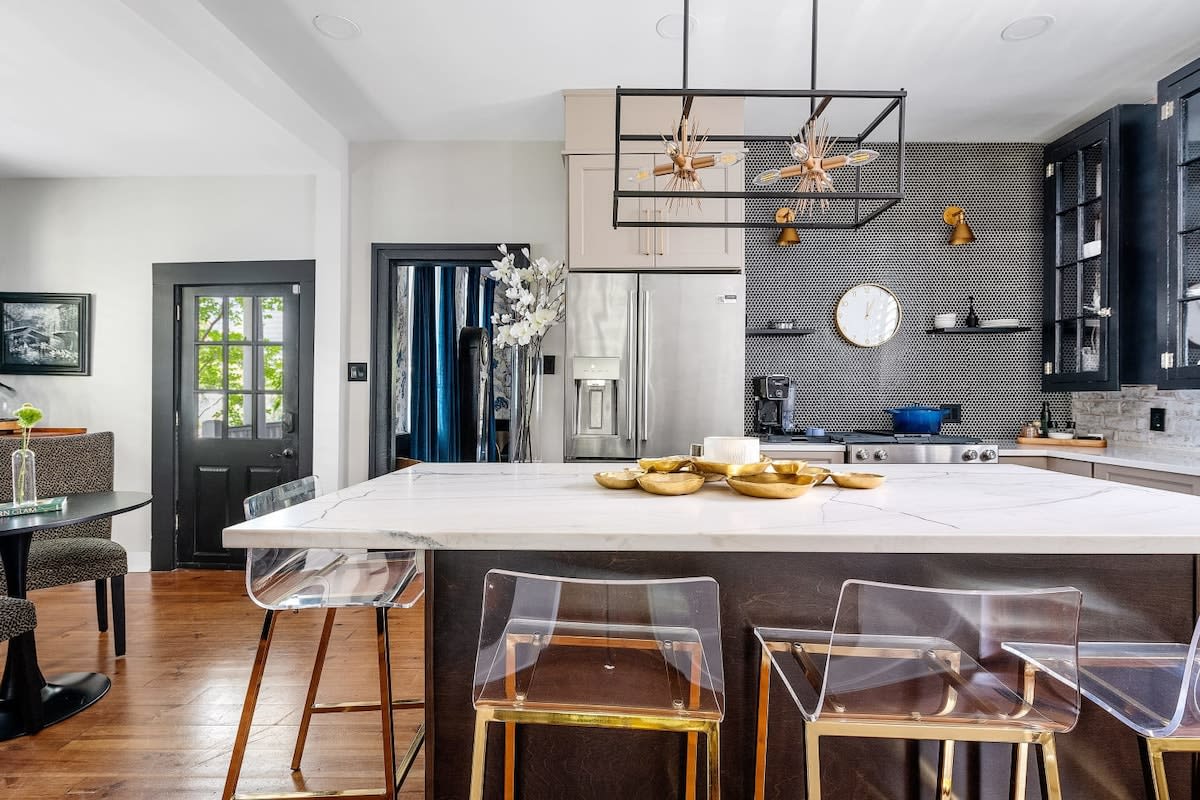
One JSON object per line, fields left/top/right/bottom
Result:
{"left": 196, "top": 392, "right": 225, "bottom": 439}
{"left": 227, "top": 394, "right": 250, "bottom": 439}
{"left": 1083, "top": 144, "right": 1102, "bottom": 200}
{"left": 1057, "top": 208, "right": 1078, "bottom": 266}
{"left": 258, "top": 345, "right": 284, "bottom": 391}
{"left": 257, "top": 394, "right": 284, "bottom": 439}
{"left": 1057, "top": 156, "right": 1078, "bottom": 212}
{"left": 228, "top": 297, "right": 250, "bottom": 342}
{"left": 197, "top": 297, "right": 224, "bottom": 342}
{"left": 258, "top": 297, "right": 284, "bottom": 342}
{"left": 228, "top": 346, "right": 249, "bottom": 390}
{"left": 196, "top": 345, "right": 224, "bottom": 390}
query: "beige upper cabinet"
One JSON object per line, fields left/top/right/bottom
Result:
{"left": 652, "top": 152, "right": 744, "bottom": 270}
{"left": 568, "top": 154, "right": 654, "bottom": 270}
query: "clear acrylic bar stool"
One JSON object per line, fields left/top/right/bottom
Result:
{"left": 223, "top": 477, "right": 426, "bottom": 800}
{"left": 469, "top": 570, "right": 724, "bottom": 800}
{"left": 1007, "top": 619, "right": 1200, "bottom": 799}
{"left": 753, "top": 580, "right": 1082, "bottom": 800}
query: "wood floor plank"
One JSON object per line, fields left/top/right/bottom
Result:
{"left": 0, "top": 571, "right": 425, "bottom": 798}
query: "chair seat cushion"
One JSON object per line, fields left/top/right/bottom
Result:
{"left": 0, "top": 596, "right": 37, "bottom": 640}
{"left": 25, "top": 538, "right": 128, "bottom": 591}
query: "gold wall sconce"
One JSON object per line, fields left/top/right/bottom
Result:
{"left": 775, "top": 207, "right": 800, "bottom": 246}
{"left": 944, "top": 206, "right": 976, "bottom": 245}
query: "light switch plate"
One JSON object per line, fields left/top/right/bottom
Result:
{"left": 347, "top": 362, "right": 368, "bottom": 382}
{"left": 1150, "top": 407, "right": 1166, "bottom": 432}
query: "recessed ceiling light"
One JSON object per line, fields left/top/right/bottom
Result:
{"left": 1000, "top": 14, "right": 1055, "bottom": 42}
{"left": 656, "top": 13, "right": 697, "bottom": 40}
{"left": 312, "top": 14, "right": 361, "bottom": 40}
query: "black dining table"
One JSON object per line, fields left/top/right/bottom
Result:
{"left": 0, "top": 490, "right": 151, "bottom": 740}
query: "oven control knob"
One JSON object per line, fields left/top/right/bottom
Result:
{"left": 854, "top": 448, "right": 868, "bottom": 462}
{"left": 873, "top": 449, "right": 889, "bottom": 462}
{"left": 980, "top": 449, "right": 997, "bottom": 462}
{"left": 961, "top": 449, "right": 979, "bottom": 462}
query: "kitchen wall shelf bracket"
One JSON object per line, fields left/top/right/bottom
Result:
{"left": 926, "top": 326, "right": 1032, "bottom": 335}
{"left": 746, "top": 328, "right": 817, "bottom": 337}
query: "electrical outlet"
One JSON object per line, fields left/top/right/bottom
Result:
{"left": 1150, "top": 407, "right": 1166, "bottom": 432}
{"left": 940, "top": 404, "right": 963, "bottom": 424}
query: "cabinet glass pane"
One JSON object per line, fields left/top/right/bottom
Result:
{"left": 1185, "top": 300, "right": 1200, "bottom": 367}
{"left": 1184, "top": 162, "right": 1200, "bottom": 231}
{"left": 1056, "top": 322, "right": 1078, "bottom": 373}
{"left": 1057, "top": 156, "right": 1079, "bottom": 212}
{"left": 1081, "top": 258, "right": 1103, "bottom": 314}
{"left": 1083, "top": 144, "right": 1103, "bottom": 200}
{"left": 1058, "top": 265, "right": 1079, "bottom": 319}
{"left": 1057, "top": 207, "right": 1078, "bottom": 266}
{"left": 1183, "top": 230, "right": 1200, "bottom": 294}
{"left": 1081, "top": 199, "right": 1103, "bottom": 254}
{"left": 1080, "top": 319, "right": 1103, "bottom": 373}
{"left": 1185, "top": 94, "right": 1200, "bottom": 163}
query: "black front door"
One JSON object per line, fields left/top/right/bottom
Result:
{"left": 177, "top": 285, "right": 301, "bottom": 567}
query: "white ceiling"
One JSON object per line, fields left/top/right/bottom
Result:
{"left": 2, "top": 0, "right": 1200, "bottom": 177}
{"left": 202, "top": 0, "right": 1200, "bottom": 143}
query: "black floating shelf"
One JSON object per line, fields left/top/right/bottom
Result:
{"left": 746, "top": 327, "right": 817, "bottom": 337}
{"left": 926, "top": 326, "right": 1032, "bottom": 335}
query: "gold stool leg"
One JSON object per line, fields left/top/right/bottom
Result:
{"left": 753, "top": 649, "right": 771, "bottom": 800}
{"left": 291, "top": 608, "right": 337, "bottom": 771}
{"left": 469, "top": 710, "right": 492, "bottom": 800}
{"left": 706, "top": 722, "right": 721, "bottom": 800}
{"left": 937, "top": 740, "right": 955, "bottom": 800}
{"left": 223, "top": 610, "right": 278, "bottom": 800}
{"left": 804, "top": 726, "right": 821, "bottom": 800}
{"left": 1010, "top": 742, "right": 1029, "bottom": 800}
{"left": 1140, "top": 738, "right": 1171, "bottom": 800}
{"left": 504, "top": 722, "right": 516, "bottom": 800}
{"left": 1036, "top": 735, "right": 1064, "bottom": 800}
{"left": 376, "top": 608, "right": 397, "bottom": 799}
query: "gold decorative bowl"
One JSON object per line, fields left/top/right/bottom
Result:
{"left": 770, "top": 459, "right": 809, "bottom": 475}
{"left": 830, "top": 472, "right": 886, "bottom": 490}
{"left": 727, "top": 472, "right": 817, "bottom": 499}
{"left": 799, "top": 465, "right": 832, "bottom": 484}
{"left": 637, "top": 455, "right": 693, "bottom": 473}
{"left": 593, "top": 469, "right": 646, "bottom": 490}
{"left": 691, "top": 455, "right": 772, "bottom": 479}
{"left": 636, "top": 472, "right": 706, "bottom": 496}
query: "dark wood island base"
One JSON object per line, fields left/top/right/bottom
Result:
{"left": 427, "top": 551, "right": 1195, "bottom": 799}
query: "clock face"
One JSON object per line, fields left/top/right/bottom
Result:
{"left": 835, "top": 284, "right": 902, "bottom": 347}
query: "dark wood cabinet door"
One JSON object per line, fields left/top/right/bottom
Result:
{"left": 176, "top": 285, "right": 301, "bottom": 567}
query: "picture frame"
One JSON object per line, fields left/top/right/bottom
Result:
{"left": 0, "top": 293, "right": 92, "bottom": 376}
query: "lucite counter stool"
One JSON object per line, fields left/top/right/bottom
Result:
{"left": 223, "top": 476, "right": 426, "bottom": 800}
{"left": 753, "top": 580, "right": 1082, "bottom": 800}
{"left": 1007, "top": 618, "right": 1200, "bottom": 799}
{"left": 469, "top": 570, "right": 724, "bottom": 800}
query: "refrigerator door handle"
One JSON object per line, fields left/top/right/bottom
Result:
{"left": 640, "top": 290, "right": 651, "bottom": 442}
{"left": 626, "top": 289, "right": 637, "bottom": 441}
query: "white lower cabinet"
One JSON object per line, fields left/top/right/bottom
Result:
{"left": 1091, "top": 464, "right": 1200, "bottom": 495}
{"left": 762, "top": 448, "right": 845, "bottom": 464}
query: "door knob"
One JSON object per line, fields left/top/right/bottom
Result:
{"left": 269, "top": 448, "right": 295, "bottom": 459}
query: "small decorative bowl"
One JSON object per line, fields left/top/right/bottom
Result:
{"left": 830, "top": 472, "right": 886, "bottom": 490}
{"left": 594, "top": 469, "right": 646, "bottom": 490}
{"left": 727, "top": 473, "right": 817, "bottom": 499}
{"left": 690, "top": 455, "right": 772, "bottom": 479}
{"left": 799, "top": 465, "right": 833, "bottom": 484}
{"left": 770, "top": 459, "right": 809, "bottom": 475}
{"left": 1047, "top": 431, "right": 1075, "bottom": 440}
{"left": 636, "top": 472, "right": 706, "bottom": 496}
{"left": 637, "top": 455, "right": 693, "bottom": 473}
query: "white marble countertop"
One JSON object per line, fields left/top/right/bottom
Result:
{"left": 223, "top": 462, "right": 1200, "bottom": 554}
{"left": 997, "top": 442, "right": 1200, "bottom": 476}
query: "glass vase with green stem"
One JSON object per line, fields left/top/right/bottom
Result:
{"left": 12, "top": 403, "right": 43, "bottom": 506}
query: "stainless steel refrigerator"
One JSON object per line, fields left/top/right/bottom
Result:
{"left": 565, "top": 272, "right": 745, "bottom": 460}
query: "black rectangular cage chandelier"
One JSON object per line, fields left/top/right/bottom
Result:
{"left": 613, "top": 0, "right": 906, "bottom": 231}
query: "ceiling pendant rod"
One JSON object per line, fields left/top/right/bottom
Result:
{"left": 810, "top": 0, "right": 818, "bottom": 114}
{"left": 680, "top": 0, "right": 694, "bottom": 124}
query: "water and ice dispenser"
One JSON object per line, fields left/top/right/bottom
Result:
{"left": 572, "top": 356, "right": 620, "bottom": 438}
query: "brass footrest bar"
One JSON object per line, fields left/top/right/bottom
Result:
{"left": 231, "top": 789, "right": 388, "bottom": 800}
{"left": 311, "top": 699, "right": 425, "bottom": 714}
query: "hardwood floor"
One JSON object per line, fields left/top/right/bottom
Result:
{"left": 0, "top": 570, "right": 425, "bottom": 799}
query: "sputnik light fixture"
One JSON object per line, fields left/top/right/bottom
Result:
{"left": 613, "top": 0, "right": 906, "bottom": 231}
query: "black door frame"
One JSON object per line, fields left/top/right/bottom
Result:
{"left": 151, "top": 260, "right": 315, "bottom": 571}
{"left": 369, "top": 244, "right": 526, "bottom": 479}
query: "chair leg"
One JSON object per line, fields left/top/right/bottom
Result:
{"left": 94, "top": 579, "right": 108, "bottom": 632}
{"left": 111, "top": 575, "right": 126, "bottom": 657}
{"left": 291, "top": 608, "right": 337, "bottom": 771}
{"left": 223, "top": 609, "right": 277, "bottom": 800}
{"left": 1140, "top": 738, "right": 1171, "bottom": 800}
{"left": 1036, "top": 735, "right": 1064, "bottom": 800}
{"left": 376, "top": 607, "right": 398, "bottom": 800}
{"left": 937, "top": 740, "right": 955, "bottom": 800}
{"left": 804, "top": 726, "right": 821, "bottom": 800}
{"left": 706, "top": 722, "right": 721, "bottom": 800}
{"left": 469, "top": 711, "right": 491, "bottom": 800}
{"left": 1010, "top": 742, "right": 1029, "bottom": 800}
{"left": 504, "top": 721, "right": 516, "bottom": 800}
{"left": 686, "top": 730, "right": 699, "bottom": 800}
{"left": 753, "top": 648, "right": 771, "bottom": 800}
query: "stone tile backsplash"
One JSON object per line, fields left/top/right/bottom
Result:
{"left": 1071, "top": 386, "right": 1200, "bottom": 448}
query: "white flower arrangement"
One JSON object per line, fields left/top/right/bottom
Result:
{"left": 489, "top": 244, "right": 566, "bottom": 350}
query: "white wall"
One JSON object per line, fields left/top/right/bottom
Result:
{"left": 0, "top": 176, "right": 316, "bottom": 566}
{"left": 347, "top": 141, "right": 567, "bottom": 483}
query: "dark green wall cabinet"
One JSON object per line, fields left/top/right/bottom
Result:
{"left": 1157, "top": 57, "right": 1200, "bottom": 388}
{"left": 1042, "top": 105, "right": 1158, "bottom": 392}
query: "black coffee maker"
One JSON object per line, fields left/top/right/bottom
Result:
{"left": 752, "top": 375, "right": 795, "bottom": 436}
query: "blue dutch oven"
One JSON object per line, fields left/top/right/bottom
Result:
{"left": 886, "top": 405, "right": 950, "bottom": 435}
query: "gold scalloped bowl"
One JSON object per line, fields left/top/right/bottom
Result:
{"left": 769, "top": 459, "right": 809, "bottom": 475}
{"left": 593, "top": 469, "right": 646, "bottom": 490}
{"left": 830, "top": 472, "right": 887, "bottom": 490}
{"left": 691, "top": 455, "right": 772, "bottom": 479}
{"left": 636, "top": 472, "right": 706, "bottom": 496}
{"left": 726, "top": 472, "right": 817, "bottom": 499}
{"left": 799, "top": 465, "right": 832, "bottom": 484}
{"left": 637, "top": 455, "right": 693, "bottom": 473}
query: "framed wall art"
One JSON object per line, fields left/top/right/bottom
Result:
{"left": 0, "top": 293, "right": 92, "bottom": 376}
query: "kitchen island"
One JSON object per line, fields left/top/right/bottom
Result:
{"left": 225, "top": 463, "right": 1200, "bottom": 799}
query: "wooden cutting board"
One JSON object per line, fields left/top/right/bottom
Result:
{"left": 1016, "top": 436, "right": 1108, "bottom": 448}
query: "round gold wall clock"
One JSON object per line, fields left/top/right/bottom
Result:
{"left": 834, "top": 283, "right": 902, "bottom": 347}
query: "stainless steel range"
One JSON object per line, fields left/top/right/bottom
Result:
{"left": 765, "top": 431, "right": 1000, "bottom": 465}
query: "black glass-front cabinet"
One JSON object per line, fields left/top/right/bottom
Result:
{"left": 1158, "top": 58, "right": 1200, "bottom": 388}
{"left": 1042, "top": 105, "right": 1157, "bottom": 392}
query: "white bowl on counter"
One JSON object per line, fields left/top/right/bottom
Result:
{"left": 1047, "top": 431, "right": 1076, "bottom": 440}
